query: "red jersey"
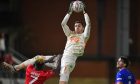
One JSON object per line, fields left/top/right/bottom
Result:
{"left": 25, "top": 65, "right": 54, "bottom": 84}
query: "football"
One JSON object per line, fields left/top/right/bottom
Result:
{"left": 72, "top": 0, "right": 84, "bottom": 13}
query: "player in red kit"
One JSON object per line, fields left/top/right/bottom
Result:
{"left": 25, "top": 57, "right": 55, "bottom": 84}
{"left": 0, "top": 54, "right": 62, "bottom": 84}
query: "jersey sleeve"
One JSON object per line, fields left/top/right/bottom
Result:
{"left": 61, "top": 14, "right": 72, "bottom": 37}
{"left": 116, "top": 73, "right": 123, "bottom": 83}
{"left": 83, "top": 13, "right": 91, "bottom": 42}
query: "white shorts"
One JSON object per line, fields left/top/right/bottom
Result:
{"left": 60, "top": 55, "right": 78, "bottom": 82}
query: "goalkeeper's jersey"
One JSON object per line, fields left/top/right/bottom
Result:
{"left": 63, "top": 33, "right": 86, "bottom": 56}
{"left": 61, "top": 13, "right": 91, "bottom": 57}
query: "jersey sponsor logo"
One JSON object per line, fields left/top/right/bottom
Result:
{"left": 70, "top": 36, "right": 80, "bottom": 43}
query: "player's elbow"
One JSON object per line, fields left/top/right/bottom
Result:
{"left": 84, "top": 35, "right": 90, "bottom": 40}
{"left": 61, "top": 21, "right": 66, "bottom": 27}
{"left": 86, "top": 23, "right": 91, "bottom": 27}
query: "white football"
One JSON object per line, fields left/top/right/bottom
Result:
{"left": 72, "top": 1, "right": 84, "bottom": 13}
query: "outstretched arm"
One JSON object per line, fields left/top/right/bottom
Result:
{"left": 14, "top": 55, "right": 54, "bottom": 71}
{"left": 83, "top": 10, "right": 91, "bottom": 41}
{"left": 61, "top": 2, "right": 73, "bottom": 36}
{"left": 61, "top": 14, "right": 72, "bottom": 36}
{"left": 1, "top": 55, "right": 57, "bottom": 72}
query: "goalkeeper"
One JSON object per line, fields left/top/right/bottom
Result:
{"left": 60, "top": 1, "right": 91, "bottom": 84}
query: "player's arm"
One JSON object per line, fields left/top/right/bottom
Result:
{"left": 14, "top": 56, "right": 40, "bottom": 71}
{"left": 83, "top": 8, "right": 91, "bottom": 41}
{"left": 14, "top": 55, "right": 54, "bottom": 71}
{"left": 61, "top": 2, "right": 73, "bottom": 36}
{"left": 61, "top": 14, "right": 71, "bottom": 36}
{"left": 1, "top": 55, "right": 55, "bottom": 72}
{"left": 115, "top": 73, "right": 124, "bottom": 84}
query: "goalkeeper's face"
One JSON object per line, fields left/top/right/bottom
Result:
{"left": 74, "top": 22, "right": 84, "bottom": 34}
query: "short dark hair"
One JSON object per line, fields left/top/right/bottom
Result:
{"left": 34, "top": 61, "right": 45, "bottom": 70}
{"left": 120, "top": 56, "right": 130, "bottom": 67}
{"left": 74, "top": 21, "right": 83, "bottom": 25}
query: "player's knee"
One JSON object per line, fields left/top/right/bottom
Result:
{"left": 60, "top": 72, "right": 70, "bottom": 82}
{"left": 61, "top": 65, "right": 73, "bottom": 73}
{"left": 59, "top": 65, "right": 73, "bottom": 82}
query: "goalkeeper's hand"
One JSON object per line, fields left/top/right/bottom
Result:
{"left": 82, "top": 1, "right": 86, "bottom": 14}
{"left": 68, "top": 1, "right": 74, "bottom": 15}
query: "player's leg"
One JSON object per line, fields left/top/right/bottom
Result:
{"left": 0, "top": 55, "right": 54, "bottom": 72}
{"left": 59, "top": 55, "right": 77, "bottom": 84}
{"left": 59, "top": 63, "right": 75, "bottom": 84}
{"left": 14, "top": 55, "right": 54, "bottom": 71}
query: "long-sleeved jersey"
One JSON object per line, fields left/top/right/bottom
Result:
{"left": 61, "top": 13, "right": 91, "bottom": 56}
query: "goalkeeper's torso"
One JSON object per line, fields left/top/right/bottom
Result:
{"left": 63, "top": 33, "right": 86, "bottom": 56}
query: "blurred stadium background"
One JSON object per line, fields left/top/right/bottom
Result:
{"left": 0, "top": 0, "right": 140, "bottom": 84}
